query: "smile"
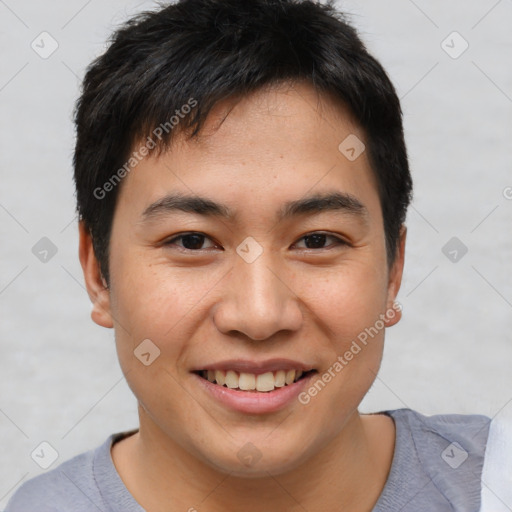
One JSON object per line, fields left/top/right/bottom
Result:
{"left": 197, "top": 369, "right": 313, "bottom": 392}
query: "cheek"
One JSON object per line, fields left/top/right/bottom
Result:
{"left": 296, "top": 269, "right": 388, "bottom": 434}
{"left": 305, "top": 261, "right": 389, "bottom": 344}
{"left": 108, "top": 259, "right": 210, "bottom": 422}
{"left": 108, "top": 252, "right": 212, "bottom": 365}
{"left": 298, "top": 262, "right": 389, "bottom": 414}
{"left": 111, "top": 245, "right": 215, "bottom": 324}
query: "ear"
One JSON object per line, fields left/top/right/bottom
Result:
{"left": 78, "top": 221, "right": 114, "bottom": 328}
{"left": 384, "top": 226, "right": 406, "bottom": 327}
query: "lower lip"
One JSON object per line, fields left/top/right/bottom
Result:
{"left": 194, "top": 372, "right": 315, "bottom": 414}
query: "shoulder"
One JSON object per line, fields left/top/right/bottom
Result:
{"left": 387, "top": 407, "right": 491, "bottom": 471}
{"left": 374, "top": 408, "right": 492, "bottom": 510}
{"left": 4, "top": 436, "right": 113, "bottom": 512}
{"left": 388, "top": 407, "right": 491, "bottom": 447}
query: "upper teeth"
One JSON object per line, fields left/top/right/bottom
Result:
{"left": 203, "top": 369, "right": 303, "bottom": 392}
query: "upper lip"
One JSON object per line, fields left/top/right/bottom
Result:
{"left": 193, "top": 358, "right": 315, "bottom": 375}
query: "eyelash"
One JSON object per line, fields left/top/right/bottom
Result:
{"left": 163, "top": 232, "right": 350, "bottom": 252}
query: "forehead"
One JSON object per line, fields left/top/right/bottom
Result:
{"left": 187, "top": 81, "right": 363, "bottom": 156}
{"left": 114, "top": 82, "right": 381, "bottom": 226}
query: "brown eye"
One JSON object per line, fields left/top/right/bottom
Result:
{"left": 295, "top": 232, "right": 348, "bottom": 250}
{"left": 164, "top": 233, "right": 217, "bottom": 250}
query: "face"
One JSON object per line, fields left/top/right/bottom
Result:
{"left": 80, "top": 81, "right": 405, "bottom": 477}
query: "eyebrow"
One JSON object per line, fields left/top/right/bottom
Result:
{"left": 140, "top": 191, "right": 368, "bottom": 224}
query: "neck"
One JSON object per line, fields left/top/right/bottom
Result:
{"left": 112, "top": 407, "right": 394, "bottom": 512}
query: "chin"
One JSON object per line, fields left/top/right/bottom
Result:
{"left": 195, "top": 433, "right": 318, "bottom": 478}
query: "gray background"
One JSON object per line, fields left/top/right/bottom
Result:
{"left": 1, "top": 0, "right": 511, "bottom": 505}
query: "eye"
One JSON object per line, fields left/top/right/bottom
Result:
{"left": 294, "top": 232, "right": 349, "bottom": 250}
{"left": 163, "top": 232, "right": 218, "bottom": 251}
{"left": 163, "top": 231, "right": 348, "bottom": 252}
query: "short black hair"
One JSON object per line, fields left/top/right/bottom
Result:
{"left": 73, "top": 0, "right": 413, "bottom": 285}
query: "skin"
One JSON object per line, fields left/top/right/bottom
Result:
{"left": 79, "top": 81, "right": 406, "bottom": 511}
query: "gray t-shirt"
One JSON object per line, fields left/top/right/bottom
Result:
{"left": 4, "top": 408, "right": 491, "bottom": 511}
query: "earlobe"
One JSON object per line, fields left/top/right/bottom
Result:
{"left": 78, "top": 222, "right": 114, "bottom": 329}
{"left": 384, "top": 226, "right": 407, "bottom": 327}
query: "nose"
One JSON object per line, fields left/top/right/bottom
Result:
{"left": 212, "top": 250, "right": 303, "bottom": 341}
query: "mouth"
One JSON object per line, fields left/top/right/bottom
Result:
{"left": 192, "top": 359, "right": 318, "bottom": 413}
{"left": 194, "top": 368, "right": 316, "bottom": 393}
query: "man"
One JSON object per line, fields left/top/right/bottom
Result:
{"left": 6, "top": 1, "right": 510, "bottom": 510}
